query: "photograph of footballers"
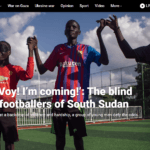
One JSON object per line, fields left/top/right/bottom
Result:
{"left": 0, "top": 12, "right": 150, "bottom": 150}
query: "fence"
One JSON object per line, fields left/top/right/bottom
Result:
{"left": 89, "top": 63, "right": 150, "bottom": 118}
{"left": 16, "top": 106, "right": 142, "bottom": 126}
{"left": 16, "top": 65, "right": 139, "bottom": 100}
{"left": 16, "top": 63, "right": 150, "bottom": 120}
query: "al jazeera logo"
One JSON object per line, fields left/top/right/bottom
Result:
{"left": 0, "top": 76, "right": 8, "bottom": 82}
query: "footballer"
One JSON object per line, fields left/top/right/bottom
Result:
{"left": 0, "top": 39, "right": 34, "bottom": 150}
{"left": 29, "top": 19, "right": 109, "bottom": 150}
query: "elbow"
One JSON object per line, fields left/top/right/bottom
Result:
{"left": 29, "top": 75, "right": 33, "bottom": 79}
{"left": 102, "top": 60, "right": 109, "bottom": 65}
{"left": 39, "top": 70, "right": 44, "bottom": 75}
{"left": 105, "top": 61, "right": 109, "bottom": 65}
{"left": 28, "top": 73, "right": 34, "bottom": 79}
{"left": 123, "top": 52, "right": 130, "bottom": 58}
{"left": 123, "top": 52, "right": 134, "bottom": 59}
{"left": 38, "top": 65, "right": 47, "bottom": 75}
{"left": 26, "top": 72, "right": 34, "bottom": 80}
{"left": 99, "top": 55, "right": 109, "bottom": 65}
{"left": 100, "top": 58, "right": 109, "bottom": 65}
{"left": 22, "top": 75, "right": 33, "bottom": 81}
{"left": 38, "top": 68, "right": 44, "bottom": 75}
{"left": 39, "top": 66, "right": 47, "bottom": 75}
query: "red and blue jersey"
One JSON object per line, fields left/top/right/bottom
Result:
{"left": 44, "top": 43, "right": 101, "bottom": 103}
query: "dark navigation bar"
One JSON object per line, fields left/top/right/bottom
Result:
{"left": 0, "top": 3, "right": 150, "bottom": 12}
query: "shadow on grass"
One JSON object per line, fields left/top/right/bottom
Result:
{"left": 1, "top": 139, "right": 75, "bottom": 150}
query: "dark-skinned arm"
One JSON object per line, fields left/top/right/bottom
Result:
{"left": 106, "top": 15, "right": 136, "bottom": 59}
{"left": 96, "top": 19, "right": 109, "bottom": 65}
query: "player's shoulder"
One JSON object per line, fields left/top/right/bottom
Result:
{"left": 54, "top": 44, "right": 66, "bottom": 50}
{"left": 6, "top": 64, "right": 17, "bottom": 68}
{"left": 3, "top": 64, "right": 23, "bottom": 75}
{"left": 9, "top": 64, "right": 23, "bottom": 71}
{"left": 79, "top": 44, "right": 97, "bottom": 53}
{"left": 78, "top": 43, "right": 95, "bottom": 49}
{"left": 54, "top": 43, "right": 74, "bottom": 56}
{"left": 10, "top": 64, "right": 21, "bottom": 68}
{"left": 77, "top": 43, "right": 90, "bottom": 51}
{"left": 78, "top": 43, "right": 89, "bottom": 47}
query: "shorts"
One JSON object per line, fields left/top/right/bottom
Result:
{"left": 0, "top": 113, "right": 19, "bottom": 143}
{"left": 51, "top": 102, "right": 87, "bottom": 137}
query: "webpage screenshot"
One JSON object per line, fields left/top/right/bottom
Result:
{"left": 0, "top": 3, "right": 150, "bottom": 150}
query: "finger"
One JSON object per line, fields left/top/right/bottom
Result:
{"left": 27, "top": 37, "right": 30, "bottom": 45}
{"left": 27, "top": 41, "right": 32, "bottom": 45}
{"left": 29, "top": 38, "right": 33, "bottom": 42}
{"left": 96, "top": 20, "right": 100, "bottom": 23}
{"left": 113, "top": 15, "right": 117, "bottom": 20}
{"left": 100, "top": 19, "right": 105, "bottom": 21}
{"left": 28, "top": 37, "right": 33, "bottom": 40}
{"left": 96, "top": 19, "right": 104, "bottom": 23}
{"left": 27, "top": 40, "right": 33, "bottom": 46}
{"left": 33, "top": 36, "right": 38, "bottom": 48}
{"left": 100, "top": 19, "right": 105, "bottom": 23}
{"left": 105, "top": 20, "right": 111, "bottom": 25}
{"left": 27, "top": 37, "right": 33, "bottom": 42}
{"left": 104, "top": 20, "right": 106, "bottom": 26}
{"left": 109, "top": 16, "right": 114, "bottom": 21}
{"left": 106, "top": 20, "right": 111, "bottom": 23}
{"left": 27, "top": 37, "right": 34, "bottom": 43}
{"left": 34, "top": 36, "right": 37, "bottom": 41}
{"left": 101, "top": 19, "right": 105, "bottom": 24}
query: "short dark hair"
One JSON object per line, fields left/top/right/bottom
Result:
{"left": 0, "top": 41, "right": 11, "bottom": 51}
{"left": 66, "top": 20, "right": 80, "bottom": 30}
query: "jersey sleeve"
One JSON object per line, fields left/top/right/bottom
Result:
{"left": 16, "top": 57, "right": 34, "bottom": 80}
{"left": 134, "top": 44, "right": 150, "bottom": 64}
{"left": 87, "top": 46, "right": 101, "bottom": 66}
{"left": 44, "top": 46, "right": 59, "bottom": 71}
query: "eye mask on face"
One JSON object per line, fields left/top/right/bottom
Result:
{"left": 0, "top": 44, "right": 9, "bottom": 53}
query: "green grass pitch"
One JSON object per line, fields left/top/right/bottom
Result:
{"left": 1, "top": 120, "right": 150, "bottom": 150}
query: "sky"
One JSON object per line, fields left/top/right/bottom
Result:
{"left": 0, "top": 12, "right": 150, "bottom": 99}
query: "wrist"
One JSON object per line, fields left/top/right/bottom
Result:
{"left": 29, "top": 48, "right": 34, "bottom": 52}
{"left": 34, "top": 46, "right": 38, "bottom": 51}
{"left": 29, "top": 51, "right": 33, "bottom": 57}
{"left": 97, "top": 30, "right": 102, "bottom": 36}
{"left": 113, "top": 26, "right": 120, "bottom": 33}
{"left": 97, "top": 27, "right": 104, "bottom": 35}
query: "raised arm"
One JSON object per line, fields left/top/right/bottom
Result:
{"left": 28, "top": 36, "right": 47, "bottom": 75}
{"left": 96, "top": 19, "right": 109, "bottom": 65}
{"left": 106, "top": 15, "right": 136, "bottom": 59}
{"left": 16, "top": 37, "right": 35, "bottom": 80}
